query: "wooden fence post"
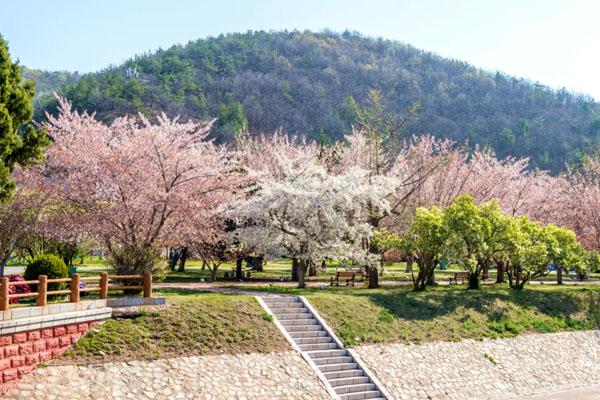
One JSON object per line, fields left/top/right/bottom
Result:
{"left": 143, "top": 272, "right": 152, "bottom": 298}
{"left": 37, "top": 275, "right": 47, "bottom": 307}
{"left": 70, "top": 274, "right": 80, "bottom": 303}
{"left": 0, "top": 277, "right": 9, "bottom": 311}
{"left": 100, "top": 272, "right": 108, "bottom": 300}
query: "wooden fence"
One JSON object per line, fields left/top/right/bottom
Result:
{"left": 0, "top": 272, "right": 152, "bottom": 311}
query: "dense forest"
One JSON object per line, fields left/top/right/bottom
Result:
{"left": 21, "top": 67, "right": 80, "bottom": 111}
{"left": 30, "top": 30, "right": 600, "bottom": 172}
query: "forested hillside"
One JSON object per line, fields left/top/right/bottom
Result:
{"left": 32, "top": 30, "right": 600, "bottom": 172}
{"left": 21, "top": 67, "right": 80, "bottom": 111}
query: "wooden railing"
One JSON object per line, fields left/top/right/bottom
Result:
{"left": 0, "top": 272, "right": 153, "bottom": 311}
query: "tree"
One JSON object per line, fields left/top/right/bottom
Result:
{"left": 402, "top": 206, "right": 446, "bottom": 290}
{"left": 334, "top": 92, "right": 432, "bottom": 288}
{"left": 545, "top": 224, "right": 584, "bottom": 285}
{"left": 566, "top": 156, "right": 600, "bottom": 252}
{"left": 505, "top": 217, "right": 554, "bottom": 289}
{"left": 0, "top": 36, "right": 49, "bottom": 200}
{"left": 443, "top": 196, "right": 518, "bottom": 289}
{"left": 443, "top": 195, "right": 488, "bottom": 289}
{"left": 0, "top": 168, "right": 51, "bottom": 275}
{"left": 42, "top": 98, "right": 243, "bottom": 275}
{"left": 234, "top": 160, "right": 395, "bottom": 288}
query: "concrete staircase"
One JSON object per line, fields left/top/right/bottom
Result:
{"left": 262, "top": 296, "right": 387, "bottom": 400}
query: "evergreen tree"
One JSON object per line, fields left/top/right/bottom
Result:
{"left": 0, "top": 36, "right": 48, "bottom": 200}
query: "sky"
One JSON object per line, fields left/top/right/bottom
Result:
{"left": 1, "top": 0, "right": 600, "bottom": 99}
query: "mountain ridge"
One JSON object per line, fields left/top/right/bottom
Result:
{"left": 27, "top": 30, "right": 600, "bottom": 172}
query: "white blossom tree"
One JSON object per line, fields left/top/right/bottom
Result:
{"left": 233, "top": 156, "right": 397, "bottom": 288}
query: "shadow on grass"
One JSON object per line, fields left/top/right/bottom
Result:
{"left": 357, "top": 284, "right": 595, "bottom": 325}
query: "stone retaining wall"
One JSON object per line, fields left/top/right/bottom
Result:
{"left": 5, "top": 351, "right": 331, "bottom": 399}
{"left": 0, "top": 300, "right": 111, "bottom": 394}
{"left": 355, "top": 330, "right": 600, "bottom": 400}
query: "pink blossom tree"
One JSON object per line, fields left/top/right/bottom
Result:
{"left": 0, "top": 167, "right": 54, "bottom": 275}
{"left": 42, "top": 98, "right": 244, "bottom": 275}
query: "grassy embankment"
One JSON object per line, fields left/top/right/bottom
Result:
{"left": 56, "top": 290, "right": 288, "bottom": 365}
{"left": 241, "top": 284, "right": 600, "bottom": 346}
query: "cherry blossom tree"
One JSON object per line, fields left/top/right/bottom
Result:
{"left": 233, "top": 156, "right": 396, "bottom": 288}
{"left": 42, "top": 98, "right": 244, "bottom": 275}
{"left": 565, "top": 157, "right": 600, "bottom": 252}
{"left": 0, "top": 167, "right": 54, "bottom": 275}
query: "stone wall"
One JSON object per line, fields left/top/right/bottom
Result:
{"left": 355, "top": 330, "right": 600, "bottom": 400}
{"left": 5, "top": 351, "right": 331, "bottom": 400}
{"left": 0, "top": 300, "right": 111, "bottom": 394}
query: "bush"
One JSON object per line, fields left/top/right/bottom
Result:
{"left": 24, "top": 254, "right": 69, "bottom": 292}
{"left": 108, "top": 244, "right": 163, "bottom": 294}
{"left": 108, "top": 245, "right": 163, "bottom": 275}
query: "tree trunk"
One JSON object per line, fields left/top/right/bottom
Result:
{"left": 496, "top": 261, "right": 505, "bottom": 283}
{"left": 177, "top": 247, "right": 188, "bottom": 272}
{"left": 468, "top": 271, "right": 480, "bottom": 289}
{"left": 252, "top": 256, "right": 264, "bottom": 272}
{"left": 235, "top": 258, "right": 243, "bottom": 279}
{"left": 0, "top": 257, "right": 8, "bottom": 277}
{"left": 291, "top": 258, "right": 299, "bottom": 281}
{"left": 201, "top": 260, "right": 207, "bottom": 270}
{"left": 297, "top": 260, "right": 307, "bottom": 288}
{"left": 413, "top": 263, "right": 429, "bottom": 291}
{"left": 557, "top": 265, "right": 563, "bottom": 285}
{"left": 168, "top": 248, "right": 179, "bottom": 271}
{"left": 367, "top": 266, "right": 379, "bottom": 288}
{"left": 308, "top": 260, "right": 317, "bottom": 277}
{"left": 210, "top": 268, "right": 218, "bottom": 281}
{"left": 405, "top": 258, "right": 413, "bottom": 273}
{"left": 426, "top": 266, "right": 436, "bottom": 286}
{"left": 482, "top": 263, "right": 489, "bottom": 281}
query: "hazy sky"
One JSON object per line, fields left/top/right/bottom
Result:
{"left": 2, "top": 0, "right": 600, "bottom": 99}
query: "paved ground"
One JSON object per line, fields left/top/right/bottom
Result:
{"left": 356, "top": 330, "right": 600, "bottom": 400}
{"left": 4, "top": 352, "right": 330, "bottom": 400}
{"left": 503, "top": 385, "right": 600, "bottom": 399}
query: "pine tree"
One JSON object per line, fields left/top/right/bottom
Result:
{"left": 0, "top": 35, "right": 49, "bottom": 200}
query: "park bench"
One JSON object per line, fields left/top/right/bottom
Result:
{"left": 331, "top": 270, "right": 358, "bottom": 286}
{"left": 449, "top": 271, "right": 469, "bottom": 285}
{"left": 224, "top": 268, "right": 252, "bottom": 279}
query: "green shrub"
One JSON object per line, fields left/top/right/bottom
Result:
{"left": 24, "top": 254, "right": 69, "bottom": 292}
{"left": 108, "top": 244, "right": 163, "bottom": 294}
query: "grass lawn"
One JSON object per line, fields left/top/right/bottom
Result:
{"left": 55, "top": 290, "right": 289, "bottom": 365}
{"left": 239, "top": 284, "right": 600, "bottom": 346}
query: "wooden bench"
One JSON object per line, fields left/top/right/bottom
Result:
{"left": 449, "top": 271, "right": 469, "bottom": 285}
{"left": 331, "top": 271, "right": 357, "bottom": 286}
{"left": 349, "top": 269, "right": 367, "bottom": 282}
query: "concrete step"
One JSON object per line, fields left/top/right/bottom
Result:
{"left": 279, "top": 318, "right": 319, "bottom": 327}
{"left": 340, "top": 390, "right": 382, "bottom": 400}
{"left": 265, "top": 301, "right": 305, "bottom": 309}
{"left": 263, "top": 297, "right": 300, "bottom": 304}
{"left": 294, "top": 336, "right": 332, "bottom": 345}
{"left": 329, "top": 376, "right": 370, "bottom": 388}
{"left": 289, "top": 330, "right": 328, "bottom": 338}
{"left": 275, "top": 311, "right": 312, "bottom": 320}
{"left": 306, "top": 349, "right": 347, "bottom": 358}
{"left": 335, "top": 383, "right": 376, "bottom": 395}
{"left": 312, "top": 356, "right": 353, "bottom": 366}
{"left": 285, "top": 324, "right": 323, "bottom": 332}
{"left": 271, "top": 307, "right": 308, "bottom": 315}
{"left": 324, "top": 369, "right": 364, "bottom": 380}
{"left": 318, "top": 362, "right": 358, "bottom": 373}
{"left": 299, "top": 342, "right": 338, "bottom": 352}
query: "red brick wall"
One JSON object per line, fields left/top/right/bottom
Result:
{"left": 0, "top": 321, "right": 101, "bottom": 394}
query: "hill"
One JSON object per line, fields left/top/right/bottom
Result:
{"left": 21, "top": 67, "right": 80, "bottom": 111}
{"left": 32, "top": 30, "right": 600, "bottom": 172}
